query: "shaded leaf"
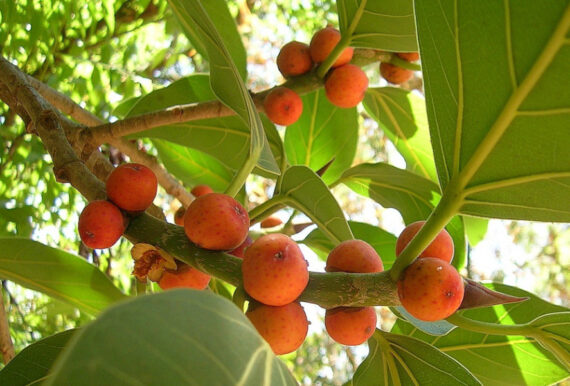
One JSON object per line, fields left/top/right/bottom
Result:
{"left": 363, "top": 87, "right": 437, "bottom": 182}
{"left": 284, "top": 89, "right": 358, "bottom": 184}
{"left": 391, "top": 283, "right": 570, "bottom": 385}
{"left": 416, "top": 1, "right": 570, "bottom": 221}
{"left": 462, "top": 216, "right": 489, "bottom": 247}
{"left": 352, "top": 330, "right": 481, "bottom": 385}
{"left": 279, "top": 166, "right": 353, "bottom": 244}
{"left": 0, "top": 238, "right": 126, "bottom": 315}
{"left": 45, "top": 290, "right": 296, "bottom": 385}
{"left": 0, "top": 329, "right": 77, "bottom": 386}
{"left": 337, "top": 0, "right": 417, "bottom": 51}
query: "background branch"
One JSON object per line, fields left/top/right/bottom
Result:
{"left": 0, "top": 287, "right": 15, "bottom": 364}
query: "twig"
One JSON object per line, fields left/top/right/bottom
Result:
{"left": 25, "top": 73, "right": 193, "bottom": 207}
{"left": 0, "top": 287, "right": 15, "bottom": 364}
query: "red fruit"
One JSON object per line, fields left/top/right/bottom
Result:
{"left": 325, "top": 239, "right": 383, "bottom": 273}
{"left": 158, "top": 264, "right": 210, "bottom": 290}
{"left": 228, "top": 235, "right": 253, "bottom": 259}
{"left": 264, "top": 87, "right": 303, "bottom": 126}
{"left": 106, "top": 163, "right": 157, "bottom": 212}
{"left": 78, "top": 200, "right": 125, "bottom": 249}
{"left": 277, "top": 41, "right": 313, "bottom": 77}
{"left": 246, "top": 302, "right": 308, "bottom": 355}
{"left": 380, "top": 62, "right": 413, "bottom": 85}
{"left": 260, "top": 216, "right": 283, "bottom": 229}
{"left": 397, "top": 257, "right": 464, "bottom": 321}
{"left": 324, "top": 64, "right": 368, "bottom": 108}
{"left": 309, "top": 27, "right": 353, "bottom": 67}
{"left": 395, "top": 221, "right": 454, "bottom": 263}
{"left": 396, "top": 52, "right": 420, "bottom": 62}
{"left": 191, "top": 185, "right": 213, "bottom": 197}
{"left": 184, "top": 193, "right": 250, "bottom": 251}
{"left": 174, "top": 206, "right": 185, "bottom": 226}
{"left": 242, "top": 234, "right": 309, "bottom": 306}
{"left": 325, "top": 307, "right": 377, "bottom": 346}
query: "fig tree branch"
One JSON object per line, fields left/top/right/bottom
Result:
{"left": 0, "top": 287, "right": 15, "bottom": 364}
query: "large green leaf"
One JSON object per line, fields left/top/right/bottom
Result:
{"left": 0, "top": 238, "right": 126, "bottom": 315}
{"left": 278, "top": 166, "right": 353, "bottom": 244}
{"left": 302, "top": 221, "right": 397, "bottom": 269}
{"left": 363, "top": 87, "right": 437, "bottom": 182}
{"left": 284, "top": 89, "right": 358, "bottom": 184}
{"left": 352, "top": 330, "right": 481, "bottom": 385}
{"left": 416, "top": 1, "right": 570, "bottom": 221}
{"left": 337, "top": 163, "right": 467, "bottom": 269}
{"left": 127, "top": 76, "right": 284, "bottom": 176}
{"left": 391, "top": 283, "right": 570, "bottom": 385}
{"left": 169, "top": 0, "right": 246, "bottom": 79}
{"left": 167, "top": 0, "right": 279, "bottom": 176}
{"left": 153, "top": 139, "right": 234, "bottom": 193}
{"left": 337, "top": 0, "right": 417, "bottom": 51}
{"left": 45, "top": 290, "right": 297, "bottom": 385}
{"left": 0, "top": 329, "right": 77, "bottom": 385}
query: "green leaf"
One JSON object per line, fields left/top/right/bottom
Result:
{"left": 416, "top": 1, "right": 570, "bottom": 221}
{"left": 279, "top": 166, "right": 353, "bottom": 244}
{"left": 337, "top": 0, "right": 417, "bottom": 51}
{"left": 153, "top": 139, "right": 234, "bottom": 193}
{"left": 127, "top": 76, "right": 283, "bottom": 177}
{"left": 391, "top": 283, "right": 570, "bottom": 386}
{"left": 529, "top": 312, "right": 570, "bottom": 371}
{"left": 45, "top": 290, "right": 297, "bottom": 386}
{"left": 352, "top": 330, "right": 481, "bottom": 385}
{"left": 302, "top": 221, "right": 396, "bottom": 269}
{"left": 338, "top": 163, "right": 467, "bottom": 269}
{"left": 169, "top": 0, "right": 246, "bottom": 79}
{"left": 363, "top": 87, "right": 437, "bottom": 182}
{"left": 463, "top": 216, "right": 489, "bottom": 247}
{"left": 0, "top": 329, "right": 77, "bottom": 386}
{"left": 284, "top": 89, "right": 358, "bottom": 184}
{"left": 167, "top": 0, "right": 279, "bottom": 178}
{"left": 0, "top": 238, "right": 126, "bottom": 315}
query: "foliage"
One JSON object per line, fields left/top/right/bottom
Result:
{"left": 0, "top": 0, "right": 568, "bottom": 384}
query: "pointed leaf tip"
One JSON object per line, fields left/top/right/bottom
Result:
{"left": 459, "top": 278, "right": 528, "bottom": 310}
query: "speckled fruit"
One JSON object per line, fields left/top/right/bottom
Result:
{"left": 106, "top": 163, "right": 157, "bottom": 212}
{"left": 324, "top": 64, "right": 368, "bottom": 108}
{"left": 309, "top": 27, "right": 353, "bottom": 67}
{"left": 174, "top": 206, "right": 185, "bottom": 226}
{"left": 78, "top": 200, "right": 125, "bottom": 249}
{"left": 264, "top": 87, "right": 303, "bottom": 126}
{"left": 158, "top": 264, "right": 210, "bottom": 290}
{"left": 191, "top": 184, "right": 213, "bottom": 197}
{"left": 397, "top": 257, "right": 464, "bottom": 321}
{"left": 228, "top": 235, "right": 253, "bottom": 259}
{"left": 184, "top": 193, "right": 249, "bottom": 251}
{"left": 260, "top": 216, "right": 283, "bottom": 229}
{"left": 395, "top": 221, "right": 454, "bottom": 263}
{"left": 380, "top": 62, "right": 413, "bottom": 85}
{"left": 396, "top": 52, "right": 420, "bottom": 62}
{"left": 246, "top": 302, "right": 308, "bottom": 355}
{"left": 326, "top": 239, "right": 383, "bottom": 273}
{"left": 325, "top": 307, "right": 377, "bottom": 346}
{"left": 277, "top": 41, "right": 313, "bottom": 77}
{"left": 242, "top": 234, "right": 309, "bottom": 306}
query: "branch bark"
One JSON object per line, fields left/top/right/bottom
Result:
{"left": 0, "top": 287, "right": 15, "bottom": 364}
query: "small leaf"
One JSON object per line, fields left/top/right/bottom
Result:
{"left": 462, "top": 216, "right": 489, "bottom": 247}
{"left": 284, "top": 89, "right": 358, "bottom": 184}
{"left": 363, "top": 87, "right": 437, "bottom": 182}
{"left": 279, "top": 166, "right": 353, "bottom": 244}
{"left": 45, "top": 290, "right": 297, "bottom": 385}
{"left": 352, "top": 330, "right": 481, "bottom": 385}
{"left": 337, "top": 0, "right": 417, "bottom": 51}
{"left": 0, "top": 238, "right": 126, "bottom": 315}
{"left": 0, "top": 329, "right": 77, "bottom": 386}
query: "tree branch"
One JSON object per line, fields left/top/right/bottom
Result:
{"left": 0, "top": 287, "right": 15, "bottom": 364}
